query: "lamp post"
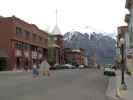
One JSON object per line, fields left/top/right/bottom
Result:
{"left": 119, "top": 38, "right": 127, "bottom": 90}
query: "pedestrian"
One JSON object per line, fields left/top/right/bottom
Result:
{"left": 39, "top": 58, "right": 51, "bottom": 76}
{"left": 97, "top": 64, "right": 100, "bottom": 69}
{"left": 32, "top": 62, "right": 39, "bottom": 78}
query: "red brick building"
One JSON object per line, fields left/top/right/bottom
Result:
{"left": 0, "top": 16, "right": 48, "bottom": 70}
{"left": 64, "top": 48, "right": 85, "bottom": 65}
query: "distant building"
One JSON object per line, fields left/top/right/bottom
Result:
{"left": 48, "top": 9, "right": 64, "bottom": 66}
{"left": 64, "top": 48, "right": 86, "bottom": 65}
{"left": 48, "top": 34, "right": 64, "bottom": 65}
{"left": 0, "top": 16, "right": 48, "bottom": 70}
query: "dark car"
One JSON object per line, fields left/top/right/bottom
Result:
{"left": 104, "top": 65, "right": 116, "bottom": 76}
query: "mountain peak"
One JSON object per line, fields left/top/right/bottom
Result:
{"left": 64, "top": 31, "right": 116, "bottom": 64}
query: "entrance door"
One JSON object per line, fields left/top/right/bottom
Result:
{"left": 0, "top": 57, "right": 7, "bottom": 71}
{"left": 16, "top": 57, "right": 21, "bottom": 69}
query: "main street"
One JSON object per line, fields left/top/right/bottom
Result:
{"left": 0, "top": 69, "right": 112, "bottom": 100}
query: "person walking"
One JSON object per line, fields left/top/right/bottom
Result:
{"left": 32, "top": 62, "right": 39, "bottom": 78}
{"left": 39, "top": 58, "right": 51, "bottom": 76}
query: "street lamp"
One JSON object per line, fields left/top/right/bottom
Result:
{"left": 119, "top": 38, "right": 127, "bottom": 90}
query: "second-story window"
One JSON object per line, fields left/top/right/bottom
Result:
{"left": 44, "top": 39, "right": 48, "bottom": 45}
{"left": 24, "top": 30, "right": 30, "bottom": 39}
{"left": 16, "top": 27, "right": 22, "bottom": 36}
{"left": 33, "top": 34, "right": 37, "bottom": 41}
{"left": 39, "top": 36, "right": 42, "bottom": 42}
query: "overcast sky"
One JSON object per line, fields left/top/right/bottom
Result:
{"left": 0, "top": 0, "right": 128, "bottom": 35}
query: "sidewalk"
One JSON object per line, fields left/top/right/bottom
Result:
{"left": 106, "top": 70, "right": 133, "bottom": 100}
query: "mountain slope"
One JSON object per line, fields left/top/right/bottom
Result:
{"left": 64, "top": 31, "right": 116, "bottom": 64}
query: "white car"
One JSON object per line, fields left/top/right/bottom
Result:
{"left": 63, "top": 64, "right": 75, "bottom": 69}
{"left": 78, "top": 65, "right": 84, "bottom": 69}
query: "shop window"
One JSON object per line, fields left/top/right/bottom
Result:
{"left": 44, "top": 39, "right": 48, "bottom": 45}
{"left": 23, "top": 43, "right": 30, "bottom": 50}
{"left": 16, "top": 42, "right": 23, "bottom": 49}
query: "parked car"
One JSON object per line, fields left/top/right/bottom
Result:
{"left": 104, "top": 66, "right": 116, "bottom": 76}
{"left": 62, "top": 64, "right": 76, "bottom": 69}
{"left": 78, "top": 65, "right": 84, "bottom": 69}
{"left": 50, "top": 64, "right": 66, "bottom": 70}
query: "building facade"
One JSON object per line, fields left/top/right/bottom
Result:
{"left": 125, "top": 0, "right": 133, "bottom": 75}
{"left": 64, "top": 48, "right": 86, "bottom": 65}
{"left": 0, "top": 16, "right": 48, "bottom": 70}
{"left": 48, "top": 34, "right": 64, "bottom": 66}
{"left": 48, "top": 9, "right": 65, "bottom": 66}
{"left": 52, "top": 34, "right": 64, "bottom": 64}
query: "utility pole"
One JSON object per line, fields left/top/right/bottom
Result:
{"left": 120, "top": 38, "right": 127, "bottom": 90}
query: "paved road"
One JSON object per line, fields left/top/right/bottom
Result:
{"left": 0, "top": 69, "right": 112, "bottom": 100}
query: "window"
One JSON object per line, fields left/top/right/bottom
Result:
{"left": 22, "top": 43, "right": 30, "bottom": 49}
{"left": 24, "top": 30, "right": 30, "bottom": 38}
{"left": 44, "top": 39, "right": 48, "bottom": 45}
{"left": 39, "top": 36, "right": 42, "bottom": 42}
{"left": 16, "top": 42, "right": 23, "bottom": 49}
{"left": 16, "top": 27, "right": 22, "bottom": 36}
{"left": 33, "top": 34, "right": 37, "bottom": 40}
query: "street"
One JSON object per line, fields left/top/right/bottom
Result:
{"left": 0, "top": 69, "right": 112, "bottom": 100}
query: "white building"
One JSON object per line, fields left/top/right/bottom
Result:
{"left": 125, "top": 0, "right": 133, "bottom": 75}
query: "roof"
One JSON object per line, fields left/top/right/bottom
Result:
{"left": 51, "top": 34, "right": 63, "bottom": 37}
{"left": 52, "top": 25, "right": 61, "bottom": 35}
{"left": 1, "top": 16, "right": 49, "bottom": 35}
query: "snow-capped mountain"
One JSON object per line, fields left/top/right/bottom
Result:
{"left": 64, "top": 31, "right": 116, "bottom": 64}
